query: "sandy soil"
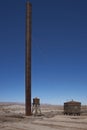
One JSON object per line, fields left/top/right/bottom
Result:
{"left": 0, "top": 103, "right": 87, "bottom": 130}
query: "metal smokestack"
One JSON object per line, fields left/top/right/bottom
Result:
{"left": 25, "top": 1, "right": 32, "bottom": 116}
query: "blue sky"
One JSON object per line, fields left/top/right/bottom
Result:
{"left": 0, "top": 0, "right": 87, "bottom": 105}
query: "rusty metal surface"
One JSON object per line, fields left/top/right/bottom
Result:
{"left": 64, "top": 101, "right": 81, "bottom": 115}
{"left": 64, "top": 101, "right": 81, "bottom": 105}
{"left": 25, "top": 1, "right": 32, "bottom": 116}
{"left": 33, "top": 98, "right": 40, "bottom": 105}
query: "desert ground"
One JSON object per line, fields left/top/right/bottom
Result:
{"left": 0, "top": 103, "right": 87, "bottom": 130}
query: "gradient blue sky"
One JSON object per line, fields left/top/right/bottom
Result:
{"left": 0, "top": 0, "right": 87, "bottom": 105}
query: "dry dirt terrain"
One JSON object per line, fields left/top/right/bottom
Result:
{"left": 0, "top": 103, "right": 87, "bottom": 130}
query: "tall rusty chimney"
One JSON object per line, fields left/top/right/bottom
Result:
{"left": 25, "top": 1, "right": 32, "bottom": 116}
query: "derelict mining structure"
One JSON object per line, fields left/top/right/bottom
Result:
{"left": 32, "top": 97, "right": 41, "bottom": 116}
{"left": 25, "top": 1, "right": 32, "bottom": 116}
{"left": 64, "top": 100, "right": 81, "bottom": 115}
